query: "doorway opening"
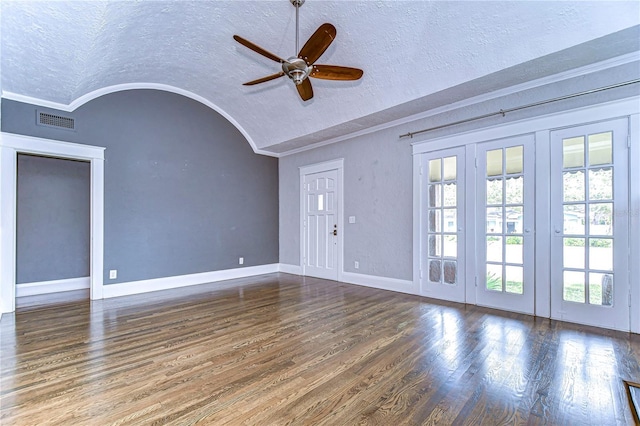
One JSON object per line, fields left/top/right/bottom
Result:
{"left": 16, "top": 154, "right": 91, "bottom": 305}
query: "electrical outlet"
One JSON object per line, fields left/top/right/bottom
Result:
{"left": 239, "top": 257, "right": 244, "bottom": 265}
{"left": 354, "top": 261, "right": 359, "bottom": 269}
{"left": 109, "top": 270, "right": 117, "bottom": 279}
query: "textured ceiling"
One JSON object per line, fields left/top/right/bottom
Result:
{"left": 1, "top": 1, "right": 639, "bottom": 155}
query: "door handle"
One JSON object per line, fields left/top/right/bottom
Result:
{"left": 332, "top": 229, "right": 337, "bottom": 236}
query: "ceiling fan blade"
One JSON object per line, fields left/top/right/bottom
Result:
{"left": 233, "top": 35, "right": 284, "bottom": 63}
{"left": 310, "top": 65, "right": 364, "bottom": 81}
{"left": 242, "top": 72, "right": 286, "bottom": 86}
{"left": 296, "top": 78, "right": 313, "bottom": 101}
{"left": 298, "top": 23, "right": 336, "bottom": 65}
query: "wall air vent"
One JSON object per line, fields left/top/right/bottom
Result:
{"left": 37, "top": 111, "right": 75, "bottom": 131}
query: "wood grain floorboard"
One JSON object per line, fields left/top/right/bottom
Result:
{"left": 2, "top": 273, "right": 640, "bottom": 425}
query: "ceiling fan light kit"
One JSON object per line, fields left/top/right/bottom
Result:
{"left": 233, "top": 0, "right": 363, "bottom": 101}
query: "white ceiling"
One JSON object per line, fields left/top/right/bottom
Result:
{"left": 1, "top": 1, "right": 639, "bottom": 155}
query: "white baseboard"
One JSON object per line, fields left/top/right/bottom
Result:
{"left": 102, "top": 264, "right": 279, "bottom": 299}
{"left": 340, "top": 271, "right": 417, "bottom": 295}
{"left": 276, "top": 265, "right": 416, "bottom": 295}
{"left": 16, "top": 277, "right": 90, "bottom": 297}
{"left": 278, "top": 263, "right": 302, "bottom": 275}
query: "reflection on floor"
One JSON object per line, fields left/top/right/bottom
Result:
{"left": 2, "top": 273, "right": 640, "bottom": 424}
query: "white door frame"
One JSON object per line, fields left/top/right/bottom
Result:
{"left": 299, "top": 158, "right": 344, "bottom": 281}
{"left": 549, "top": 118, "right": 630, "bottom": 331}
{"left": 0, "top": 132, "right": 105, "bottom": 313}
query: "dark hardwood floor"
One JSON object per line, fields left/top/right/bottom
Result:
{"left": 2, "top": 273, "right": 640, "bottom": 425}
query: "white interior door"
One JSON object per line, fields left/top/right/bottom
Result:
{"left": 420, "top": 147, "right": 465, "bottom": 303}
{"left": 476, "top": 135, "right": 535, "bottom": 315}
{"left": 550, "top": 118, "right": 629, "bottom": 331}
{"left": 303, "top": 169, "right": 339, "bottom": 280}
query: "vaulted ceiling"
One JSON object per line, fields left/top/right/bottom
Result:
{"left": 1, "top": 1, "right": 639, "bottom": 155}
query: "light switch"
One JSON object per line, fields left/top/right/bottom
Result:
{"left": 348, "top": 216, "right": 356, "bottom": 224}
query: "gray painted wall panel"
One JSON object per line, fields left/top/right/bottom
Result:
{"left": 280, "top": 125, "right": 414, "bottom": 281}
{"left": 16, "top": 154, "right": 90, "bottom": 283}
{"left": 3, "top": 89, "right": 278, "bottom": 285}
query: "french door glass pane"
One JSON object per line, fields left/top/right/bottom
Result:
{"left": 564, "top": 204, "right": 585, "bottom": 234}
{"left": 589, "top": 238, "right": 612, "bottom": 271}
{"left": 443, "top": 209, "right": 457, "bottom": 231}
{"left": 429, "top": 260, "right": 441, "bottom": 282}
{"left": 429, "top": 159, "right": 441, "bottom": 182}
{"left": 443, "top": 260, "right": 457, "bottom": 284}
{"left": 505, "top": 176, "right": 523, "bottom": 204}
{"left": 487, "top": 179, "right": 503, "bottom": 204}
{"left": 444, "top": 235, "right": 457, "bottom": 257}
{"left": 589, "top": 203, "right": 612, "bottom": 235}
{"left": 564, "top": 271, "right": 585, "bottom": 303}
{"left": 429, "top": 209, "right": 441, "bottom": 232}
{"left": 506, "top": 265, "right": 523, "bottom": 294}
{"left": 443, "top": 183, "right": 457, "bottom": 207}
{"left": 563, "top": 136, "right": 585, "bottom": 168}
{"left": 588, "top": 132, "right": 612, "bottom": 166}
{"left": 507, "top": 206, "right": 523, "bottom": 233}
{"left": 487, "top": 149, "right": 503, "bottom": 176}
{"left": 505, "top": 146, "right": 523, "bottom": 174}
{"left": 429, "top": 184, "right": 442, "bottom": 207}
{"left": 589, "top": 272, "right": 613, "bottom": 306}
{"left": 429, "top": 234, "right": 442, "bottom": 257}
{"left": 443, "top": 156, "right": 457, "bottom": 181}
{"left": 589, "top": 168, "right": 612, "bottom": 200}
{"left": 563, "top": 171, "right": 585, "bottom": 201}
{"left": 563, "top": 238, "right": 585, "bottom": 269}
{"left": 505, "top": 236, "right": 523, "bottom": 264}
{"left": 486, "top": 263, "right": 503, "bottom": 291}
{"left": 487, "top": 237, "right": 503, "bottom": 262}
{"left": 486, "top": 207, "right": 502, "bottom": 233}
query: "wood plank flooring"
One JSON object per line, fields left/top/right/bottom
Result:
{"left": 2, "top": 273, "right": 640, "bottom": 425}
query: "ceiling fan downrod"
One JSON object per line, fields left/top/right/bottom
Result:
{"left": 291, "top": 0, "right": 305, "bottom": 54}
{"left": 286, "top": 0, "right": 309, "bottom": 85}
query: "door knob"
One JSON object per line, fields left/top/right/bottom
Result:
{"left": 332, "top": 229, "right": 337, "bottom": 236}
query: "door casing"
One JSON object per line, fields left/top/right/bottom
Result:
{"left": 299, "top": 159, "right": 344, "bottom": 281}
{"left": 0, "top": 133, "right": 105, "bottom": 313}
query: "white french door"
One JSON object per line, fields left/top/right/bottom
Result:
{"left": 476, "top": 135, "right": 535, "bottom": 315}
{"left": 303, "top": 169, "right": 339, "bottom": 280}
{"left": 550, "top": 118, "right": 630, "bottom": 331}
{"left": 420, "top": 147, "right": 466, "bottom": 303}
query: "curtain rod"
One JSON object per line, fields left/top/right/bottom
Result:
{"left": 399, "top": 79, "right": 640, "bottom": 139}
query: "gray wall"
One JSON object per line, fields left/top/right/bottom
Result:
{"left": 3, "top": 89, "right": 279, "bottom": 285}
{"left": 279, "top": 62, "right": 639, "bottom": 282}
{"left": 17, "top": 154, "right": 90, "bottom": 283}
{"left": 280, "top": 127, "right": 413, "bottom": 281}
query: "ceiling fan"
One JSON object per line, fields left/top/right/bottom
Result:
{"left": 233, "top": 0, "right": 363, "bottom": 102}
